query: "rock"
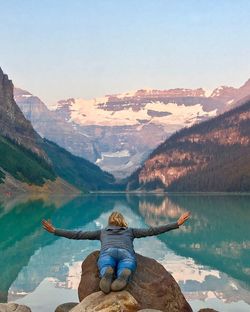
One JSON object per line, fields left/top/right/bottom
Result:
{"left": 138, "top": 310, "right": 163, "bottom": 312}
{"left": 55, "top": 302, "right": 78, "bottom": 312}
{"left": 71, "top": 290, "right": 139, "bottom": 312}
{"left": 198, "top": 310, "right": 219, "bottom": 312}
{"left": 78, "top": 251, "right": 192, "bottom": 312}
{"left": 0, "top": 303, "right": 31, "bottom": 312}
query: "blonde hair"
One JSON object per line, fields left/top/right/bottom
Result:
{"left": 108, "top": 211, "right": 128, "bottom": 227}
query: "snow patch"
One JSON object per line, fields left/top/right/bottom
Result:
{"left": 67, "top": 98, "right": 217, "bottom": 128}
{"left": 204, "top": 89, "right": 212, "bottom": 97}
{"left": 96, "top": 150, "right": 130, "bottom": 164}
{"left": 20, "top": 94, "right": 32, "bottom": 98}
{"left": 227, "top": 99, "right": 234, "bottom": 105}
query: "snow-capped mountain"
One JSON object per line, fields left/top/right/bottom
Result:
{"left": 14, "top": 80, "right": 250, "bottom": 178}
{"left": 55, "top": 88, "right": 221, "bottom": 128}
{"left": 14, "top": 88, "right": 97, "bottom": 162}
{"left": 210, "top": 79, "right": 250, "bottom": 106}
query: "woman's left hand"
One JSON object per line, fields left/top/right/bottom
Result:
{"left": 177, "top": 212, "right": 191, "bottom": 226}
{"left": 42, "top": 219, "right": 55, "bottom": 233}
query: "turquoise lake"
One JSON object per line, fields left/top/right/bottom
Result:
{"left": 0, "top": 193, "right": 250, "bottom": 312}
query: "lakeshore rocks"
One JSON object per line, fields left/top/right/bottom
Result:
{"left": 138, "top": 310, "right": 163, "bottom": 312}
{"left": 78, "top": 251, "right": 192, "bottom": 312}
{"left": 198, "top": 309, "right": 219, "bottom": 312}
{"left": 55, "top": 302, "right": 78, "bottom": 312}
{"left": 71, "top": 291, "right": 139, "bottom": 312}
{"left": 0, "top": 303, "right": 31, "bottom": 312}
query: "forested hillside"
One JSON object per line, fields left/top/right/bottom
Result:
{"left": 127, "top": 98, "right": 250, "bottom": 192}
{"left": 0, "top": 136, "right": 55, "bottom": 186}
{"left": 42, "top": 139, "right": 116, "bottom": 191}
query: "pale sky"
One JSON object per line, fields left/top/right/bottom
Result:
{"left": 1, "top": 0, "right": 250, "bottom": 106}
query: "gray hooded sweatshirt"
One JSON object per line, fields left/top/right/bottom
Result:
{"left": 54, "top": 222, "right": 179, "bottom": 255}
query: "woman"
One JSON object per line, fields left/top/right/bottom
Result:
{"left": 42, "top": 211, "right": 190, "bottom": 294}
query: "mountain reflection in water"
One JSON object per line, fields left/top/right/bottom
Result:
{"left": 136, "top": 194, "right": 250, "bottom": 286}
{"left": 0, "top": 193, "right": 249, "bottom": 312}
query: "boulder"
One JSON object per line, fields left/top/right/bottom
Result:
{"left": 54, "top": 301, "right": 164, "bottom": 312}
{"left": 78, "top": 251, "right": 192, "bottom": 312}
{"left": 71, "top": 290, "right": 139, "bottom": 312}
{"left": 0, "top": 303, "right": 31, "bottom": 312}
{"left": 198, "top": 310, "right": 219, "bottom": 312}
{"left": 138, "top": 310, "right": 163, "bottom": 312}
{"left": 55, "top": 302, "right": 78, "bottom": 312}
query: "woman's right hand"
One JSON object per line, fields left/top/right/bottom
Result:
{"left": 177, "top": 212, "right": 191, "bottom": 226}
{"left": 42, "top": 219, "right": 55, "bottom": 233}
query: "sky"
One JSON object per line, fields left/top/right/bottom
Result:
{"left": 1, "top": 0, "right": 250, "bottom": 106}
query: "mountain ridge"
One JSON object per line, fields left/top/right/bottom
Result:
{"left": 0, "top": 68, "right": 47, "bottom": 160}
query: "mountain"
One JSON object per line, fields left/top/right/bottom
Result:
{"left": 0, "top": 68, "right": 60, "bottom": 193}
{"left": 126, "top": 97, "right": 250, "bottom": 192}
{"left": 0, "top": 68, "right": 115, "bottom": 193}
{"left": 41, "top": 139, "right": 115, "bottom": 191}
{"left": 211, "top": 79, "right": 250, "bottom": 107}
{"left": 14, "top": 88, "right": 97, "bottom": 162}
{"left": 15, "top": 79, "right": 250, "bottom": 178}
{"left": 0, "top": 69, "right": 47, "bottom": 160}
{"left": 0, "top": 135, "right": 57, "bottom": 188}
{"left": 14, "top": 87, "right": 224, "bottom": 178}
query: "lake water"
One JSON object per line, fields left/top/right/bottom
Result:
{"left": 0, "top": 193, "right": 250, "bottom": 312}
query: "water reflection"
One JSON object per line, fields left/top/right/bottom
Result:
{"left": 136, "top": 195, "right": 250, "bottom": 287}
{"left": 0, "top": 194, "right": 250, "bottom": 312}
{"left": 0, "top": 196, "right": 56, "bottom": 302}
{"left": 0, "top": 194, "right": 115, "bottom": 302}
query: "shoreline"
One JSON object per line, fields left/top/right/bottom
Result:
{"left": 89, "top": 190, "right": 250, "bottom": 196}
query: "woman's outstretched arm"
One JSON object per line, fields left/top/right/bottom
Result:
{"left": 42, "top": 219, "right": 101, "bottom": 240}
{"left": 131, "top": 212, "right": 190, "bottom": 238}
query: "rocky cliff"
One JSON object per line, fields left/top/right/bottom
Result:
{"left": 127, "top": 98, "right": 250, "bottom": 192}
{"left": 0, "top": 68, "right": 47, "bottom": 160}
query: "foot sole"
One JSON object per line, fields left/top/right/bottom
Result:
{"left": 99, "top": 267, "right": 114, "bottom": 294}
{"left": 111, "top": 269, "right": 131, "bottom": 291}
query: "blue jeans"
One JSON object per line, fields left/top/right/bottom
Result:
{"left": 97, "top": 247, "right": 137, "bottom": 277}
